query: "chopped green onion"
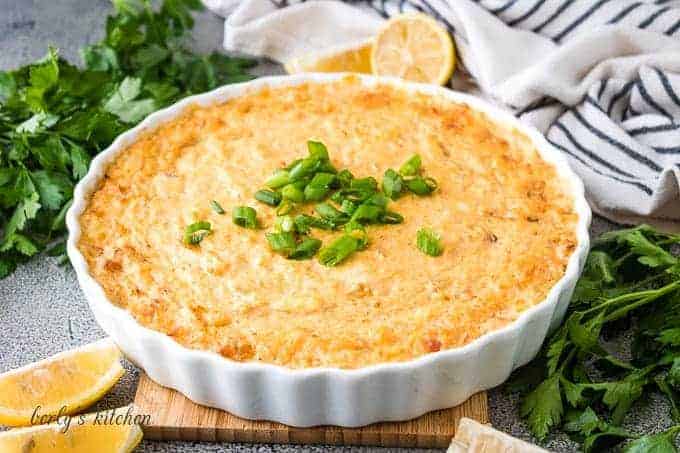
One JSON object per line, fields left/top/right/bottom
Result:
{"left": 400, "top": 154, "right": 422, "bottom": 176}
{"left": 417, "top": 228, "right": 443, "bottom": 257}
{"left": 304, "top": 172, "right": 336, "bottom": 201}
{"left": 289, "top": 157, "right": 321, "bottom": 181}
{"left": 266, "top": 231, "right": 297, "bottom": 257}
{"left": 366, "top": 193, "right": 389, "bottom": 208}
{"left": 285, "top": 158, "right": 302, "bottom": 171}
{"left": 315, "top": 202, "right": 349, "bottom": 225}
{"left": 332, "top": 186, "right": 377, "bottom": 206}
{"left": 382, "top": 168, "right": 404, "bottom": 199}
{"left": 317, "top": 160, "right": 338, "bottom": 174}
{"left": 406, "top": 176, "right": 437, "bottom": 196}
{"left": 281, "top": 183, "right": 305, "bottom": 202}
{"left": 339, "top": 199, "right": 357, "bottom": 214}
{"left": 350, "top": 203, "right": 383, "bottom": 224}
{"left": 290, "top": 237, "right": 323, "bottom": 260}
{"left": 210, "top": 200, "right": 225, "bottom": 215}
{"left": 183, "top": 221, "right": 212, "bottom": 245}
{"left": 254, "top": 189, "right": 282, "bottom": 207}
{"left": 254, "top": 140, "right": 441, "bottom": 266}
{"left": 329, "top": 177, "right": 378, "bottom": 203}
{"left": 275, "top": 215, "right": 294, "bottom": 233}
{"left": 276, "top": 200, "right": 295, "bottom": 216}
{"left": 266, "top": 169, "right": 291, "bottom": 189}
{"left": 318, "top": 234, "right": 362, "bottom": 267}
{"left": 330, "top": 190, "right": 346, "bottom": 204}
{"left": 346, "top": 224, "right": 369, "bottom": 249}
{"left": 232, "top": 206, "right": 258, "bottom": 229}
{"left": 307, "top": 140, "right": 329, "bottom": 161}
{"left": 336, "top": 169, "right": 354, "bottom": 188}
{"left": 380, "top": 210, "right": 404, "bottom": 224}
{"left": 350, "top": 177, "right": 378, "bottom": 193}
{"left": 293, "top": 214, "right": 335, "bottom": 233}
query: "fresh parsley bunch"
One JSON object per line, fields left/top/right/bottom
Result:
{"left": 514, "top": 225, "right": 680, "bottom": 452}
{"left": 0, "top": 0, "right": 256, "bottom": 279}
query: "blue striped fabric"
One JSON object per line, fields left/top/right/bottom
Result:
{"left": 345, "top": 0, "right": 680, "bottom": 225}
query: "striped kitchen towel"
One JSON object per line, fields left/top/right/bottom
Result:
{"left": 204, "top": 0, "right": 680, "bottom": 229}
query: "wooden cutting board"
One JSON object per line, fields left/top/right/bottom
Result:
{"left": 133, "top": 373, "right": 489, "bottom": 448}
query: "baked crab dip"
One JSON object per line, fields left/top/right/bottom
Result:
{"left": 76, "top": 76, "right": 579, "bottom": 370}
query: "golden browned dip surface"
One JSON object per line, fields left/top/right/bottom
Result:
{"left": 78, "top": 77, "right": 578, "bottom": 369}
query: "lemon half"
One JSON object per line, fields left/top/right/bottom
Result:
{"left": 0, "top": 406, "right": 143, "bottom": 453}
{"left": 371, "top": 13, "right": 455, "bottom": 85}
{"left": 0, "top": 339, "right": 124, "bottom": 427}
{"left": 284, "top": 41, "right": 374, "bottom": 74}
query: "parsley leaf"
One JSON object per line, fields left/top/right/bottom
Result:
{"left": 520, "top": 373, "right": 563, "bottom": 440}
{"left": 0, "top": 0, "right": 257, "bottom": 278}
{"left": 564, "top": 408, "right": 633, "bottom": 453}
{"left": 103, "top": 77, "right": 158, "bottom": 124}
{"left": 623, "top": 426, "right": 680, "bottom": 453}
{"left": 514, "top": 225, "right": 680, "bottom": 450}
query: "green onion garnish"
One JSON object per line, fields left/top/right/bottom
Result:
{"left": 276, "top": 200, "right": 295, "bottom": 216}
{"left": 265, "top": 169, "right": 291, "bottom": 189}
{"left": 350, "top": 204, "right": 383, "bottom": 224}
{"left": 382, "top": 168, "right": 404, "bottom": 199}
{"left": 366, "top": 193, "right": 389, "bottom": 208}
{"left": 232, "top": 206, "right": 258, "bottom": 229}
{"left": 289, "top": 157, "right": 321, "bottom": 181}
{"left": 307, "top": 140, "right": 329, "bottom": 161}
{"left": 339, "top": 199, "right": 357, "bottom": 214}
{"left": 350, "top": 177, "right": 378, "bottom": 193}
{"left": 380, "top": 210, "right": 404, "bottom": 224}
{"left": 251, "top": 140, "right": 439, "bottom": 265}
{"left": 266, "top": 231, "right": 322, "bottom": 260}
{"left": 304, "top": 172, "right": 336, "bottom": 201}
{"left": 344, "top": 222, "right": 369, "bottom": 248}
{"left": 318, "top": 234, "right": 363, "bottom": 267}
{"left": 275, "top": 215, "right": 295, "bottom": 233}
{"left": 293, "top": 214, "right": 335, "bottom": 234}
{"left": 400, "top": 154, "right": 422, "bottom": 176}
{"left": 406, "top": 176, "right": 438, "bottom": 196}
{"left": 315, "top": 202, "right": 349, "bottom": 225}
{"left": 285, "top": 159, "right": 302, "bottom": 171}
{"left": 295, "top": 214, "right": 334, "bottom": 233}
{"left": 417, "top": 228, "right": 443, "bottom": 256}
{"left": 183, "top": 221, "right": 211, "bottom": 245}
{"left": 210, "top": 200, "right": 225, "bottom": 215}
{"left": 290, "top": 237, "right": 323, "bottom": 260}
{"left": 266, "top": 231, "right": 297, "bottom": 257}
{"left": 336, "top": 169, "right": 354, "bottom": 188}
{"left": 281, "top": 183, "right": 305, "bottom": 202}
{"left": 254, "top": 189, "right": 282, "bottom": 207}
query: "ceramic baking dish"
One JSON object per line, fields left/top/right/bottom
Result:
{"left": 66, "top": 73, "right": 591, "bottom": 427}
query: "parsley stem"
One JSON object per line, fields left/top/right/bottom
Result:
{"left": 582, "top": 281, "right": 680, "bottom": 318}
{"left": 628, "top": 273, "right": 666, "bottom": 290}
{"left": 602, "top": 281, "right": 680, "bottom": 322}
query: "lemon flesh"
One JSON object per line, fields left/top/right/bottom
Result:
{"left": 284, "top": 41, "right": 373, "bottom": 74}
{"left": 371, "top": 13, "right": 455, "bottom": 85}
{"left": 0, "top": 339, "right": 124, "bottom": 427}
{"left": 0, "top": 407, "right": 143, "bottom": 453}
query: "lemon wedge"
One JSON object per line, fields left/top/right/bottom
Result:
{"left": 371, "top": 13, "right": 455, "bottom": 85}
{"left": 0, "top": 406, "right": 143, "bottom": 453}
{"left": 284, "top": 41, "right": 373, "bottom": 74}
{"left": 0, "top": 339, "right": 124, "bottom": 427}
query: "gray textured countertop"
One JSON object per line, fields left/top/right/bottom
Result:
{"left": 0, "top": 1, "right": 672, "bottom": 452}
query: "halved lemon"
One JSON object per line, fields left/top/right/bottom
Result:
{"left": 0, "top": 339, "right": 124, "bottom": 427}
{"left": 371, "top": 13, "right": 455, "bottom": 85}
{"left": 0, "top": 406, "right": 143, "bottom": 452}
{"left": 284, "top": 41, "right": 374, "bottom": 74}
